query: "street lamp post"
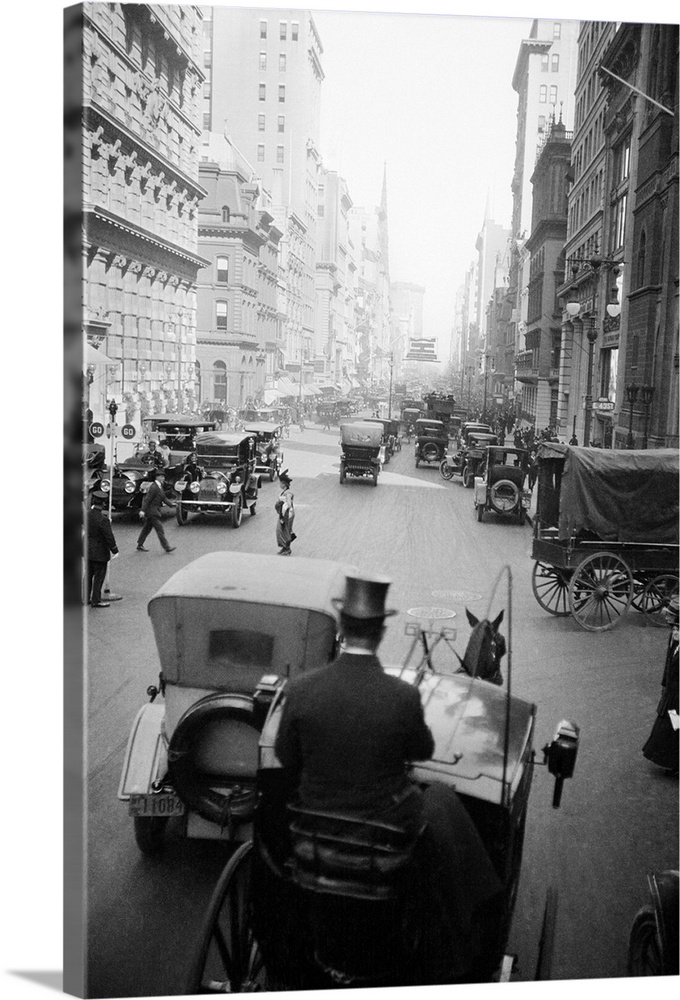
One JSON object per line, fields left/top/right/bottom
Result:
{"left": 583, "top": 321, "right": 598, "bottom": 448}
{"left": 625, "top": 381, "right": 639, "bottom": 449}
{"left": 641, "top": 384, "right": 655, "bottom": 449}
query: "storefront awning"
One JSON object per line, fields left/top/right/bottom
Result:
{"left": 84, "top": 343, "right": 117, "bottom": 368}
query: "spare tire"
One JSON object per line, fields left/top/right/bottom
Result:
{"left": 421, "top": 442, "right": 440, "bottom": 463}
{"left": 489, "top": 479, "right": 520, "bottom": 514}
{"left": 167, "top": 693, "right": 261, "bottom": 828}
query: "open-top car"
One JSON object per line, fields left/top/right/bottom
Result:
{"left": 339, "top": 421, "right": 384, "bottom": 486}
{"left": 244, "top": 422, "right": 284, "bottom": 481}
{"left": 153, "top": 417, "right": 219, "bottom": 464}
{"left": 414, "top": 418, "right": 448, "bottom": 467}
{"left": 174, "top": 432, "right": 258, "bottom": 528}
{"left": 474, "top": 446, "right": 531, "bottom": 524}
{"left": 118, "top": 552, "right": 355, "bottom": 855}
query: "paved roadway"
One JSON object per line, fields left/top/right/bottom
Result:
{"left": 86, "top": 419, "right": 677, "bottom": 997}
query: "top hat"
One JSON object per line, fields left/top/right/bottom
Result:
{"left": 333, "top": 574, "right": 397, "bottom": 620}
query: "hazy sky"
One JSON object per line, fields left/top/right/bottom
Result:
{"left": 315, "top": 9, "right": 534, "bottom": 349}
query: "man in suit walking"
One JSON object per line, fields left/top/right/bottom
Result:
{"left": 136, "top": 469, "right": 176, "bottom": 552}
{"left": 86, "top": 490, "right": 119, "bottom": 608}
{"left": 275, "top": 573, "right": 503, "bottom": 981}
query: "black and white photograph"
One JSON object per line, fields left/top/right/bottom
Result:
{"left": 5, "top": 0, "right": 679, "bottom": 997}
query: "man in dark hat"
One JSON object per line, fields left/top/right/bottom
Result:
{"left": 136, "top": 469, "right": 176, "bottom": 553}
{"left": 275, "top": 573, "right": 503, "bottom": 980}
{"left": 275, "top": 469, "right": 296, "bottom": 555}
{"left": 86, "top": 491, "right": 119, "bottom": 608}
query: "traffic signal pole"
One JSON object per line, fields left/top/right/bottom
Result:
{"left": 103, "top": 399, "right": 122, "bottom": 602}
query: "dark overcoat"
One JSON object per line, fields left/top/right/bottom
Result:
{"left": 274, "top": 651, "right": 434, "bottom": 820}
{"left": 87, "top": 507, "right": 118, "bottom": 562}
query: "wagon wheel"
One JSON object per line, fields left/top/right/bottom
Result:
{"left": 568, "top": 552, "right": 634, "bottom": 631}
{"left": 639, "top": 574, "right": 679, "bottom": 627}
{"left": 631, "top": 573, "right": 652, "bottom": 612}
{"left": 627, "top": 905, "right": 663, "bottom": 975}
{"left": 531, "top": 562, "right": 572, "bottom": 616}
{"left": 535, "top": 886, "right": 559, "bottom": 981}
{"left": 186, "top": 841, "right": 266, "bottom": 994}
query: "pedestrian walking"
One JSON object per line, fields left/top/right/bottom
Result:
{"left": 86, "top": 490, "right": 119, "bottom": 608}
{"left": 136, "top": 469, "right": 176, "bottom": 553}
{"left": 275, "top": 469, "right": 295, "bottom": 555}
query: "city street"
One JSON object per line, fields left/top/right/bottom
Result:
{"left": 85, "top": 421, "right": 677, "bottom": 998}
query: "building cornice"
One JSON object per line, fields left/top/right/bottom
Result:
{"left": 83, "top": 204, "right": 210, "bottom": 273}
{"left": 84, "top": 102, "right": 207, "bottom": 201}
{"left": 512, "top": 38, "right": 552, "bottom": 93}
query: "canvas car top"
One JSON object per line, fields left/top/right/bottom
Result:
{"left": 195, "top": 431, "right": 250, "bottom": 449}
{"left": 244, "top": 422, "right": 282, "bottom": 434}
{"left": 340, "top": 421, "right": 383, "bottom": 447}
{"left": 539, "top": 443, "right": 679, "bottom": 544}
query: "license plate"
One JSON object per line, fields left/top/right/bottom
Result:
{"left": 128, "top": 793, "right": 185, "bottom": 817}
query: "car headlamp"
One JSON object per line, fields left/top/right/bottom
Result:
{"left": 100, "top": 480, "right": 110, "bottom": 492}
{"left": 190, "top": 481, "right": 200, "bottom": 494}
{"left": 124, "top": 482, "right": 135, "bottom": 494}
{"left": 174, "top": 481, "right": 185, "bottom": 492}
{"left": 216, "top": 481, "right": 227, "bottom": 495}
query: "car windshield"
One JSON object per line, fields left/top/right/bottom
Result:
{"left": 197, "top": 446, "right": 241, "bottom": 468}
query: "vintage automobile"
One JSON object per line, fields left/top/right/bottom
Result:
{"left": 400, "top": 404, "right": 424, "bottom": 442}
{"left": 174, "top": 432, "right": 258, "bottom": 528}
{"left": 153, "top": 417, "right": 218, "bottom": 464}
{"left": 117, "top": 552, "right": 355, "bottom": 855}
{"left": 339, "top": 421, "right": 384, "bottom": 486}
{"left": 244, "top": 422, "right": 284, "bottom": 481}
{"left": 414, "top": 418, "right": 448, "bottom": 468}
{"left": 96, "top": 452, "right": 179, "bottom": 513}
{"left": 185, "top": 565, "right": 581, "bottom": 992}
{"left": 364, "top": 417, "right": 396, "bottom": 463}
{"left": 474, "top": 446, "right": 532, "bottom": 524}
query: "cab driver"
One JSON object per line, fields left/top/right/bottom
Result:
{"left": 275, "top": 573, "right": 503, "bottom": 982}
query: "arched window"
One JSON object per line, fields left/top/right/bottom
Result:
{"left": 213, "top": 360, "right": 227, "bottom": 403}
{"left": 216, "top": 300, "right": 228, "bottom": 331}
{"left": 222, "top": 206, "right": 230, "bottom": 223}
{"left": 637, "top": 231, "right": 646, "bottom": 288}
{"left": 216, "top": 256, "right": 229, "bottom": 284}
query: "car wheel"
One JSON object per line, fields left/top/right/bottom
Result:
{"left": 231, "top": 496, "right": 242, "bottom": 528}
{"left": 462, "top": 465, "right": 473, "bottom": 488}
{"left": 176, "top": 503, "right": 188, "bottom": 526}
{"left": 440, "top": 460, "right": 454, "bottom": 481}
{"left": 134, "top": 816, "right": 168, "bottom": 856}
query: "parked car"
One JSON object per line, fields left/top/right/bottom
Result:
{"left": 414, "top": 418, "right": 448, "bottom": 468}
{"left": 244, "top": 422, "right": 284, "bottom": 481}
{"left": 153, "top": 417, "right": 219, "bottom": 465}
{"left": 339, "top": 421, "right": 384, "bottom": 486}
{"left": 461, "top": 431, "right": 499, "bottom": 487}
{"left": 117, "top": 552, "right": 355, "bottom": 854}
{"left": 174, "top": 432, "right": 258, "bottom": 528}
{"left": 474, "top": 446, "right": 532, "bottom": 524}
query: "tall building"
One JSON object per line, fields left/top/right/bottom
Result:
{"left": 201, "top": 7, "right": 324, "bottom": 374}
{"left": 315, "top": 165, "right": 356, "bottom": 387}
{"left": 519, "top": 116, "right": 572, "bottom": 431}
{"left": 508, "top": 17, "right": 579, "bottom": 429}
{"left": 196, "top": 132, "right": 283, "bottom": 411}
{"left": 475, "top": 207, "right": 511, "bottom": 348}
{"left": 82, "top": 3, "right": 208, "bottom": 426}
{"left": 391, "top": 281, "right": 425, "bottom": 373}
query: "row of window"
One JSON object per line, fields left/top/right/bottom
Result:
{"left": 257, "top": 144, "right": 285, "bottom": 163}
{"left": 259, "top": 84, "right": 285, "bottom": 102}
{"left": 573, "top": 110, "right": 605, "bottom": 181}
{"left": 539, "top": 84, "right": 558, "bottom": 104}
{"left": 569, "top": 168, "right": 604, "bottom": 235}
{"left": 258, "top": 113, "right": 285, "bottom": 133}
{"left": 260, "top": 20, "right": 299, "bottom": 41}
{"left": 541, "top": 53, "right": 560, "bottom": 72}
{"left": 259, "top": 52, "right": 288, "bottom": 71}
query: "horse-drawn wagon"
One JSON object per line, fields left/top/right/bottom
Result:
{"left": 531, "top": 443, "right": 679, "bottom": 631}
{"left": 183, "top": 565, "right": 580, "bottom": 991}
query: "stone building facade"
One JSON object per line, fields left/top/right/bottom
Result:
{"left": 82, "top": 3, "right": 208, "bottom": 426}
{"left": 315, "top": 166, "right": 356, "bottom": 386}
{"left": 196, "top": 133, "right": 282, "bottom": 412}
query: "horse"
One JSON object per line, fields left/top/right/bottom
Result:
{"left": 456, "top": 608, "right": 506, "bottom": 686}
